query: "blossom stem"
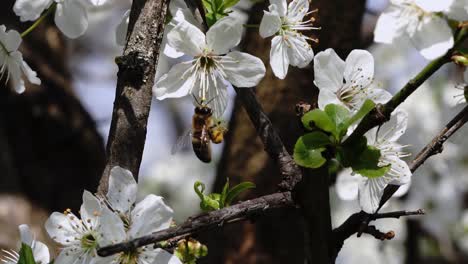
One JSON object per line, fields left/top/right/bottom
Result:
{"left": 345, "top": 28, "right": 468, "bottom": 144}
{"left": 20, "top": 3, "right": 57, "bottom": 38}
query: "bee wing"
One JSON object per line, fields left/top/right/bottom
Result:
{"left": 171, "top": 128, "right": 192, "bottom": 155}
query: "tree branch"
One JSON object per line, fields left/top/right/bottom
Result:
{"left": 234, "top": 88, "right": 303, "bottom": 191}
{"left": 332, "top": 105, "right": 467, "bottom": 257}
{"left": 345, "top": 27, "right": 468, "bottom": 145}
{"left": 97, "top": 191, "right": 294, "bottom": 256}
{"left": 97, "top": 0, "right": 169, "bottom": 194}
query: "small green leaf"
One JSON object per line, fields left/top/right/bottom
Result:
{"left": 301, "top": 109, "right": 336, "bottom": 133}
{"left": 338, "top": 136, "right": 367, "bottom": 167}
{"left": 293, "top": 131, "right": 330, "bottom": 168}
{"left": 222, "top": 0, "right": 240, "bottom": 9}
{"left": 214, "top": 0, "right": 224, "bottom": 10}
{"left": 200, "top": 193, "right": 221, "bottom": 211}
{"left": 352, "top": 145, "right": 391, "bottom": 178}
{"left": 324, "top": 104, "right": 351, "bottom": 138}
{"left": 202, "top": 0, "right": 213, "bottom": 13}
{"left": 225, "top": 182, "right": 256, "bottom": 206}
{"left": 342, "top": 99, "right": 375, "bottom": 131}
{"left": 205, "top": 12, "right": 216, "bottom": 27}
{"left": 18, "top": 243, "right": 36, "bottom": 264}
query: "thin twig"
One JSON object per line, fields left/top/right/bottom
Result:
{"left": 97, "top": 191, "right": 294, "bottom": 256}
{"left": 234, "top": 88, "right": 303, "bottom": 191}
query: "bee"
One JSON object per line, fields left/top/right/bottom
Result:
{"left": 172, "top": 97, "right": 228, "bottom": 163}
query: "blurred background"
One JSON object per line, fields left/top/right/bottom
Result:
{"left": 0, "top": 0, "right": 467, "bottom": 263}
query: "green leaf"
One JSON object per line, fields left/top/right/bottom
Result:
{"left": 205, "top": 12, "right": 216, "bottom": 27}
{"left": 351, "top": 145, "right": 391, "bottom": 178}
{"left": 324, "top": 104, "right": 351, "bottom": 138}
{"left": 301, "top": 109, "right": 336, "bottom": 133}
{"left": 202, "top": 0, "right": 213, "bottom": 13}
{"left": 338, "top": 136, "right": 367, "bottom": 167}
{"left": 293, "top": 131, "right": 331, "bottom": 168}
{"left": 225, "top": 182, "right": 256, "bottom": 206}
{"left": 18, "top": 243, "right": 36, "bottom": 264}
{"left": 220, "top": 178, "right": 230, "bottom": 208}
{"left": 200, "top": 193, "right": 221, "bottom": 211}
{"left": 222, "top": 0, "right": 240, "bottom": 9}
{"left": 342, "top": 99, "right": 375, "bottom": 131}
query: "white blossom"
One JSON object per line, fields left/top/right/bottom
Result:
{"left": 99, "top": 166, "right": 182, "bottom": 264}
{"left": 336, "top": 109, "right": 412, "bottom": 213}
{"left": 45, "top": 191, "right": 114, "bottom": 264}
{"left": 259, "top": 0, "right": 318, "bottom": 79}
{"left": 154, "top": 17, "right": 265, "bottom": 117}
{"left": 374, "top": 0, "right": 467, "bottom": 60}
{"left": 13, "top": 0, "right": 104, "bottom": 39}
{"left": 313, "top": 48, "right": 392, "bottom": 112}
{"left": 0, "top": 25, "right": 40, "bottom": 93}
{"left": 0, "top": 225, "right": 50, "bottom": 264}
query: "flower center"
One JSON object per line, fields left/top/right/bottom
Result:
{"left": 119, "top": 248, "right": 143, "bottom": 264}
{"left": 80, "top": 232, "right": 98, "bottom": 251}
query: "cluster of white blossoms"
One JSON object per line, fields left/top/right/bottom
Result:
{"left": 312, "top": 48, "right": 412, "bottom": 213}
{"left": 44, "top": 166, "right": 181, "bottom": 264}
{"left": 374, "top": 0, "right": 468, "bottom": 60}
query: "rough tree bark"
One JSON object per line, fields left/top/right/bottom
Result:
{"left": 97, "top": 0, "right": 169, "bottom": 195}
{"left": 204, "top": 1, "right": 366, "bottom": 263}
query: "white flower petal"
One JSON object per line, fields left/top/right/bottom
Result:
{"left": 54, "top": 0, "right": 88, "bottom": 39}
{"left": 169, "top": 0, "right": 188, "bottom": 15}
{"left": 414, "top": 0, "right": 453, "bottom": 12}
{"left": 287, "top": 0, "right": 309, "bottom": 23}
{"left": 21, "top": 60, "right": 41, "bottom": 85}
{"left": 154, "top": 61, "right": 195, "bottom": 100}
{"left": 172, "top": 9, "right": 200, "bottom": 29}
{"left": 270, "top": 0, "right": 287, "bottom": 17}
{"left": 80, "top": 190, "right": 101, "bottom": 229}
{"left": 86, "top": 0, "right": 109, "bottom": 6}
{"left": 394, "top": 181, "right": 411, "bottom": 197}
{"left": 343, "top": 49, "right": 374, "bottom": 88}
{"left": 375, "top": 108, "right": 408, "bottom": 142}
{"left": 13, "top": 0, "right": 53, "bottom": 22}
{"left": 336, "top": 169, "right": 360, "bottom": 201}
{"left": 45, "top": 212, "right": 81, "bottom": 245}
{"left": 167, "top": 21, "right": 205, "bottom": 57}
{"left": 54, "top": 248, "right": 82, "bottom": 264}
{"left": 152, "top": 249, "right": 183, "bottom": 264}
{"left": 19, "top": 224, "right": 34, "bottom": 246}
{"left": 285, "top": 32, "right": 314, "bottom": 68}
{"left": 259, "top": 9, "right": 282, "bottom": 38}
{"left": 98, "top": 207, "right": 126, "bottom": 246}
{"left": 313, "top": 48, "right": 345, "bottom": 93}
{"left": 270, "top": 36, "right": 289, "bottom": 79}
{"left": 207, "top": 16, "right": 242, "bottom": 55}
{"left": 410, "top": 16, "right": 454, "bottom": 60}
{"left": 32, "top": 241, "right": 50, "bottom": 264}
{"left": 317, "top": 89, "right": 342, "bottom": 110}
{"left": 358, "top": 177, "right": 388, "bottom": 213}
{"left": 115, "top": 10, "right": 130, "bottom": 46}
{"left": 365, "top": 85, "right": 392, "bottom": 104}
{"left": 221, "top": 51, "right": 266, "bottom": 88}
{"left": 0, "top": 27, "right": 22, "bottom": 52}
{"left": 388, "top": 157, "right": 412, "bottom": 185}
{"left": 373, "top": 6, "right": 406, "bottom": 44}
{"left": 129, "top": 195, "right": 173, "bottom": 238}
{"left": 107, "top": 166, "right": 137, "bottom": 214}
{"left": 447, "top": 0, "right": 468, "bottom": 21}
